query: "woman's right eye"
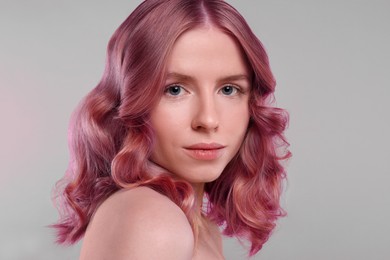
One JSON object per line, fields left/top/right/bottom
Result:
{"left": 164, "top": 84, "right": 184, "bottom": 96}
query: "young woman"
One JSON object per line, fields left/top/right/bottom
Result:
{"left": 53, "top": 0, "right": 290, "bottom": 259}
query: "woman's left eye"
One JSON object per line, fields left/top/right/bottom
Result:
{"left": 220, "top": 85, "right": 238, "bottom": 95}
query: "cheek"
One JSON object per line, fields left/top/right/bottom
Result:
{"left": 224, "top": 105, "right": 250, "bottom": 133}
{"left": 150, "top": 103, "right": 190, "bottom": 144}
{"left": 167, "top": 110, "right": 188, "bottom": 129}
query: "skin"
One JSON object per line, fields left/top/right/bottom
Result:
{"left": 80, "top": 187, "right": 195, "bottom": 260}
{"left": 80, "top": 26, "right": 250, "bottom": 259}
{"left": 150, "top": 26, "right": 251, "bottom": 200}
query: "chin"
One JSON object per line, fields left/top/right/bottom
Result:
{"left": 182, "top": 167, "right": 225, "bottom": 184}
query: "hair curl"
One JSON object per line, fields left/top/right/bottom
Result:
{"left": 52, "top": 0, "right": 291, "bottom": 256}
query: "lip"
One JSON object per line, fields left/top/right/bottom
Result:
{"left": 184, "top": 143, "right": 225, "bottom": 160}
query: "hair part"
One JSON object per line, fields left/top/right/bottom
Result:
{"left": 52, "top": 0, "right": 290, "bottom": 257}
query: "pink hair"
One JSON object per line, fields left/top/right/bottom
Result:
{"left": 52, "top": 0, "right": 291, "bottom": 257}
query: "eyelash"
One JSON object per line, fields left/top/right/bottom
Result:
{"left": 219, "top": 84, "right": 241, "bottom": 95}
{"left": 164, "top": 84, "right": 187, "bottom": 96}
{"left": 163, "top": 83, "right": 244, "bottom": 97}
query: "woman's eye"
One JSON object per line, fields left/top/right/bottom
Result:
{"left": 220, "top": 85, "right": 238, "bottom": 95}
{"left": 165, "top": 85, "right": 184, "bottom": 96}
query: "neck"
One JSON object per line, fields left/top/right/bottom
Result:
{"left": 193, "top": 183, "right": 205, "bottom": 202}
{"left": 192, "top": 183, "right": 209, "bottom": 229}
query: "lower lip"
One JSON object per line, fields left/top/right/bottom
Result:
{"left": 184, "top": 148, "right": 224, "bottom": 161}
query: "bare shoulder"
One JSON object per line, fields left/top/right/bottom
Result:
{"left": 80, "top": 186, "right": 194, "bottom": 260}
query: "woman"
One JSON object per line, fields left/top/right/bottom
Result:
{"left": 53, "top": 0, "right": 290, "bottom": 259}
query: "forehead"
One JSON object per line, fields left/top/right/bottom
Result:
{"left": 166, "top": 27, "right": 249, "bottom": 77}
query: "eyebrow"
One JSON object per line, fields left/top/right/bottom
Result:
{"left": 166, "top": 72, "right": 250, "bottom": 84}
{"left": 166, "top": 72, "right": 195, "bottom": 83}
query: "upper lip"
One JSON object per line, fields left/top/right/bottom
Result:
{"left": 185, "top": 143, "right": 225, "bottom": 150}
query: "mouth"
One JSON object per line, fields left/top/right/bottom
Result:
{"left": 183, "top": 143, "right": 225, "bottom": 160}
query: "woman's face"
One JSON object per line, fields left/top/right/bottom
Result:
{"left": 150, "top": 27, "right": 250, "bottom": 185}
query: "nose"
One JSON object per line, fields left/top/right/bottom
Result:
{"left": 191, "top": 96, "right": 219, "bottom": 131}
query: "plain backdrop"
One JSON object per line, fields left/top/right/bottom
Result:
{"left": 1, "top": 0, "right": 389, "bottom": 259}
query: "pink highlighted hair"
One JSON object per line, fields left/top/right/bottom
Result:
{"left": 52, "top": 0, "right": 291, "bottom": 256}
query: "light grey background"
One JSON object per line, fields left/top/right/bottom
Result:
{"left": 0, "top": 0, "right": 389, "bottom": 259}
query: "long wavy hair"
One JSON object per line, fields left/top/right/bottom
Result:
{"left": 52, "top": 0, "right": 291, "bottom": 256}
